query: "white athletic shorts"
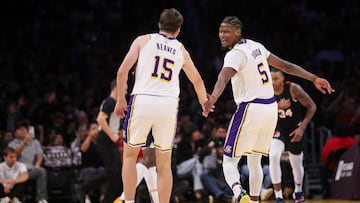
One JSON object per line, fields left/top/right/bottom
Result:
{"left": 123, "top": 94, "right": 179, "bottom": 151}
{"left": 223, "top": 97, "right": 278, "bottom": 158}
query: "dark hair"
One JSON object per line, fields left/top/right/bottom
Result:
{"left": 180, "top": 124, "right": 199, "bottom": 143}
{"left": 3, "top": 147, "right": 16, "bottom": 157}
{"left": 159, "top": 8, "right": 183, "bottom": 33}
{"left": 270, "top": 67, "right": 283, "bottom": 74}
{"left": 15, "top": 120, "right": 29, "bottom": 130}
{"left": 215, "top": 123, "right": 227, "bottom": 130}
{"left": 222, "top": 16, "right": 242, "bottom": 30}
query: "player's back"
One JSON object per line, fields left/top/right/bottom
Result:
{"left": 231, "top": 39, "right": 274, "bottom": 104}
{"left": 132, "top": 33, "right": 184, "bottom": 98}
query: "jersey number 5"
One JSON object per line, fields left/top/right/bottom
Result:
{"left": 151, "top": 56, "right": 174, "bottom": 81}
{"left": 257, "top": 62, "right": 269, "bottom": 84}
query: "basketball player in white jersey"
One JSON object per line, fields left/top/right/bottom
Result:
{"left": 114, "top": 8, "right": 208, "bottom": 203}
{"left": 203, "top": 16, "right": 334, "bottom": 203}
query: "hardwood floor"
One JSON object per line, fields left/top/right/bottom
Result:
{"left": 180, "top": 199, "right": 360, "bottom": 203}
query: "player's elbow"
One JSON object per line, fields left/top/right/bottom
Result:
{"left": 117, "top": 63, "right": 132, "bottom": 80}
{"left": 96, "top": 115, "right": 104, "bottom": 125}
{"left": 311, "top": 100, "right": 317, "bottom": 111}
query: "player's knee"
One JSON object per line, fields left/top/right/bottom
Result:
{"left": 269, "top": 149, "right": 282, "bottom": 162}
{"left": 222, "top": 155, "right": 238, "bottom": 169}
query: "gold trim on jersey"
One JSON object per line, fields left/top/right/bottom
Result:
{"left": 252, "top": 149, "right": 269, "bottom": 156}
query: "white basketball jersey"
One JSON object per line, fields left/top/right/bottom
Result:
{"left": 224, "top": 39, "right": 274, "bottom": 104}
{"left": 131, "top": 33, "right": 184, "bottom": 97}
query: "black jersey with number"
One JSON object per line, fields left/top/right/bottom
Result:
{"left": 275, "top": 81, "right": 303, "bottom": 135}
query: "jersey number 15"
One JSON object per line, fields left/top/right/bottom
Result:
{"left": 151, "top": 56, "right": 174, "bottom": 82}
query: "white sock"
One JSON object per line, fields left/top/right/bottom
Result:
{"left": 125, "top": 201, "right": 134, "bottom": 203}
{"left": 275, "top": 189, "right": 283, "bottom": 199}
{"left": 232, "top": 184, "right": 242, "bottom": 198}
{"left": 250, "top": 201, "right": 259, "bottom": 203}
{"left": 295, "top": 184, "right": 302, "bottom": 193}
{"left": 119, "top": 193, "right": 125, "bottom": 200}
{"left": 145, "top": 166, "right": 159, "bottom": 203}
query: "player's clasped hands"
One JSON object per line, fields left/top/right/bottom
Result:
{"left": 202, "top": 94, "right": 216, "bottom": 117}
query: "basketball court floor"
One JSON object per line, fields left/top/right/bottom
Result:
{"left": 184, "top": 199, "right": 360, "bottom": 203}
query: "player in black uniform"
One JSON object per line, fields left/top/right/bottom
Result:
{"left": 269, "top": 69, "right": 317, "bottom": 203}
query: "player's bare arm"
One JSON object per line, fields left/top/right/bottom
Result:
{"left": 205, "top": 67, "right": 236, "bottom": 115}
{"left": 182, "top": 48, "right": 208, "bottom": 112}
{"left": 115, "top": 35, "right": 149, "bottom": 118}
{"left": 97, "top": 111, "right": 118, "bottom": 142}
{"left": 268, "top": 53, "right": 335, "bottom": 94}
{"left": 289, "top": 82, "right": 317, "bottom": 142}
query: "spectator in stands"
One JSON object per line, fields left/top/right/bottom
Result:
{"left": 175, "top": 124, "right": 204, "bottom": 200}
{"left": 43, "top": 133, "right": 72, "bottom": 169}
{"left": 200, "top": 125, "right": 233, "bottom": 202}
{"left": 70, "top": 124, "right": 89, "bottom": 168}
{"left": 76, "top": 122, "right": 107, "bottom": 203}
{"left": 49, "top": 133, "right": 65, "bottom": 147}
{"left": 320, "top": 121, "right": 356, "bottom": 198}
{"left": 42, "top": 132, "right": 73, "bottom": 202}
{"left": 322, "top": 122, "right": 356, "bottom": 170}
{"left": 0, "top": 147, "right": 29, "bottom": 203}
{"left": 8, "top": 121, "right": 48, "bottom": 203}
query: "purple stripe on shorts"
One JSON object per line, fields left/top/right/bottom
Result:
{"left": 252, "top": 96, "right": 276, "bottom": 104}
{"left": 123, "top": 95, "right": 135, "bottom": 143}
{"left": 223, "top": 102, "right": 248, "bottom": 157}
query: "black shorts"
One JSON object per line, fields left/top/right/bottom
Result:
{"left": 274, "top": 131, "right": 303, "bottom": 155}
